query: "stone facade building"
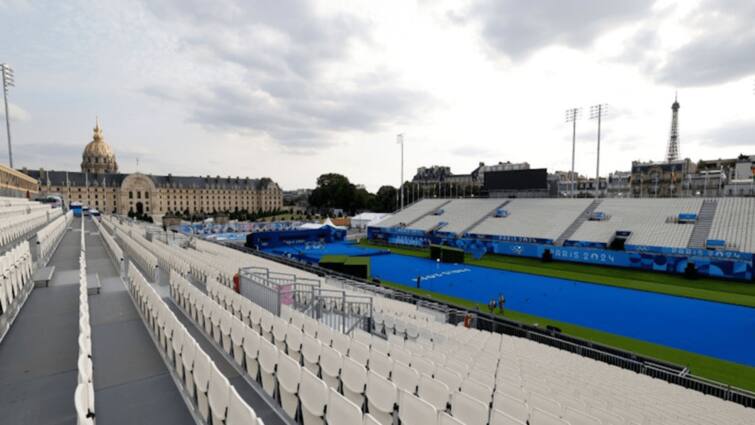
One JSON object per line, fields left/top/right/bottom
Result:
{"left": 22, "top": 120, "right": 283, "bottom": 219}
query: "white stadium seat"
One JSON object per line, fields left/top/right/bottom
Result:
{"left": 418, "top": 374, "right": 451, "bottom": 411}
{"left": 258, "top": 337, "right": 279, "bottom": 397}
{"left": 208, "top": 366, "right": 231, "bottom": 425}
{"left": 451, "top": 391, "right": 489, "bottom": 425}
{"left": 366, "top": 370, "right": 397, "bottom": 425}
{"left": 326, "top": 387, "right": 363, "bottom": 425}
{"left": 320, "top": 345, "right": 343, "bottom": 390}
{"left": 300, "top": 368, "right": 328, "bottom": 425}
{"left": 341, "top": 355, "right": 368, "bottom": 408}
{"left": 392, "top": 361, "right": 420, "bottom": 394}
{"left": 398, "top": 389, "right": 438, "bottom": 425}
{"left": 277, "top": 352, "right": 301, "bottom": 419}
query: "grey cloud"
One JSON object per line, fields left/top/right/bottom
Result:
{"left": 698, "top": 120, "right": 755, "bottom": 147}
{"left": 467, "top": 0, "right": 655, "bottom": 60}
{"left": 655, "top": 0, "right": 755, "bottom": 87}
{"left": 139, "top": 0, "right": 428, "bottom": 150}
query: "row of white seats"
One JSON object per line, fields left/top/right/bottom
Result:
{"left": 37, "top": 211, "right": 73, "bottom": 264}
{"left": 469, "top": 199, "right": 593, "bottom": 242}
{"left": 0, "top": 196, "right": 39, "bottom": 207}
{"left": 411, "top": 199, "right": 504, "bottom": 234}
{"left": 173, "top": 270, "right": 465, "bottom": 425}
{"left": 126, "top": 263, "right": 264, "bottom": 425}
{"left": 114, "top": 228, "right": 158, "bottom": 282}
{"left": 0, "top": 241, "right": 33, "bottom": 335}
{"left": 374, "top": 199, "right": 451, "bottom": 228}
{"left": 191, "top": 275, "right": 522, "bottom": 425}
{"left": 75, "top": 219, "right": 96, "bottom": 425}
{"left": 0, "top": 208, "right": 57, "bottom": 249}
{"left": 709, "top": 197, "right": 755, "bottom": 253}
{"left": 92, "top": 217, "right": 123, "bottom": 266}
{"left": 0, "top": 202, "right": 49, "bottom": 218}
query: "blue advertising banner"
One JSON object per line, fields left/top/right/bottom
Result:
{"left": 368, "top": 227, "right": 754, "bottom": 281}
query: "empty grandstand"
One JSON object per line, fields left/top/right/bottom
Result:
{"left": 0, "top": 207, "right": 752, "bottom": 424}
{"left": 468, "top": 199, "right": 593, "bottom": 243}
{"left": 567, "top": 198, "right": 703, "bottom": 249}
{"left": 370, "top": 197, "right": 755, "bottom": 281}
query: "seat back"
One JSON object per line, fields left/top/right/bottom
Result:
{"left": 366, "top": 370, "right": 397, "bottom": 415}
{"left": 493, "top": 392, "right": 529, "bottom": 423}
{"left": 530, "top": 408, "right": 569, "bottom": 425}
{"left": 418, "top": 374, "right": 451, "bottom": 411}
{"left": 451, "top": 391, "right": 489, "bottom": 425}
{"left": 392, "top": 361, "right": 420, "bottom": 394}
{"left": 326, "top": 387, "right": 363, "bottom": 425}
{"left": 368, "top": 349, "right": 393, "bottom": 378}
{"left": 398, "top": 389, "right": 437, "bottom": 425}
{"left": 226, "top": 386, "right": 259, "bottom": 425}
{"left": 300, "top": 368, "right": 329, "bottom": 421}
{"left": 208, "top": 367, "right": 231, "bottom": 422}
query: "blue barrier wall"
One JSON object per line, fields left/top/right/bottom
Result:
{"left": 248, "top": 226, "right": 346, "bottom": 249}
{"left": 367, "top": 227, "right": 754, "bottom": 281}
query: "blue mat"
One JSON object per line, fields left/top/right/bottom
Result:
{"left": 370, "top": 254, "right": 755, "bottom": 367}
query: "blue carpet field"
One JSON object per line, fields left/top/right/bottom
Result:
{"left": 268, "top": 242, "right": 755, "bottom": 367}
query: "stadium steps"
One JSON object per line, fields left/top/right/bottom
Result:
{"left": 687, "top": 199, "right": 718, "bottom": 249}
{"left": 404, "top": 199, "right": 452, "bottom": 228}
{"left": 457, "top": 200, "right": 511, "bottom": 236}
{"left": 553, "top": 199, "right": 603, "bottom": 246}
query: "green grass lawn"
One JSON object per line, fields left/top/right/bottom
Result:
{"left": 377, "top": 278, "right": 755, "bottom": 392}
{"left": 354, "top": 240, "right": 755, "bottom": 391}
{"left": 358, "top": 240, "right": 755, "bottom": 307}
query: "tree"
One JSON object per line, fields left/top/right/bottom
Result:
{"left": 308, "top": 173, "right": 358, "bottom": 213}
{"left": 372, "top": 185, "right": 398, "bottom": 212}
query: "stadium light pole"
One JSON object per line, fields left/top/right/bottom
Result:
{"left": 590, "top": 104, "right": 607, "bottom": 198}
{"left": 565, "top": 108, "right": 581, "bottom": 198}
{"left": 397, "top": 133, "right": 404, "bottom": 209}
{"left": 1, "top": 63, "right": 14, "bottom": 168}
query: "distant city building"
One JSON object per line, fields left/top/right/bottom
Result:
{"left": 412, "top": 161, "right": 529, "bottom": 189}
{"left": 551, "top": 171, "right": 608, "bottom": 198}
{"left": 21, "top": 120, "right": 283, "bottom": 219}
{"left": 607, "top": 171, "right": 632, "bottom": 197}
{"left": 630, "top": 158, "right": 694, "bottom": 198}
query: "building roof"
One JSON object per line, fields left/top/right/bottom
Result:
{"left": 21, "top": 169, "right": 279, "bottom": 190}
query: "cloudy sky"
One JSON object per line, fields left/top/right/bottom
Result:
{"left": 1, "top": 0, "right": 754, "bottom": 191}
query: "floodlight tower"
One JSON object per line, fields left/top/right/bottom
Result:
{"left": 397, "top": 133, "right": 404, "bottom": 209}
{"left": 565, "top": 108, "right": 581, "bottom": 198}
{"left": 590, "top": 104, "right": 607, "bottom": 198}
{"left": 1, "top": 63, "right": 14, "bottom": 168}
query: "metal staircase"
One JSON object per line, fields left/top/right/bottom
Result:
{"left": 687, "top": 199, "right": 718, "bottom": 249}
{"left": 553, "top": 199, "right": 603, "bottom": 246}
{"left": 404, "top": 199, "right": 453, "bottom": 227}
{"left": 458, "top": 200, "right": 511, "bottom": 236}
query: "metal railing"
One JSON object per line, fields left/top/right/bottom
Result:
{"left": 300, "top": 287, "right": 373, "bottom": 335}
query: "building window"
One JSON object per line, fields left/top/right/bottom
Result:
{"left": 145, "top": 192, "right": 149, "bottom": 199}
{"left": 137, "top": 191, "right": 141, "bottom": 198}
{"left": 129, "top": 191, "right": 133, "bottom": 199}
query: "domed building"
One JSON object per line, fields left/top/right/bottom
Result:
{"left": 22, "top": 119, "right": 283, "bottom": 220}
{"left": 81, "top": 118, "right": 118, "bottom": 174}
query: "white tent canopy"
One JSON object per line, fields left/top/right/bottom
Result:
{"left": 351, "top": 212, "right": 391, "bottom": 229}
{"left": 298, "top": 217, "right": 347, "bottom": 230}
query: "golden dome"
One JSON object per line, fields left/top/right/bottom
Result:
{"left": 81, "top": 117, "right": 118, "bottom": 174}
